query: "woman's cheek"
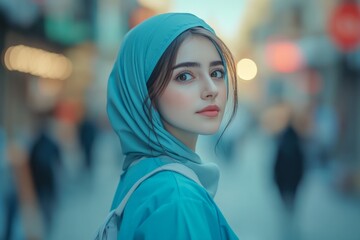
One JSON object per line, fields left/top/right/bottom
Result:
{"left": 161, "top": 88, "right": 194, "bottom": 110}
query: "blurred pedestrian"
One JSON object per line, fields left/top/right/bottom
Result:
{"left": 0, "top": 129, "right": 24, "bottom": 240}
{"left": 28, "top": 117, "right": 61, "bottom": 235}
{"left": 77, "top": 114, "right": 98, "bottom": 172}
{"left": 273, "top": 122, "right": 305, "bottom": 211}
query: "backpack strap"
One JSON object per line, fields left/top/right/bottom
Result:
{"left": 94, "top": 163, "right": 203, "bottom": 239}
{"left": 114, "top": 163, "right": 203, "bottom": 216}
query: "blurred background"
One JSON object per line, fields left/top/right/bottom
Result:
{"left": 1, "top": 0, "right": 360, "bottom": 239}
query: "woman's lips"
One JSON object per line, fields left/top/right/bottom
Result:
{"left": 197, "top": 110, "right": 219, "bottom": 117}
{"left": 196, "top": 105, "right": 220, "bottom": 117}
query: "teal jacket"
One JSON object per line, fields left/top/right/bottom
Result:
{"left": 111, "top": 158, "right": 238, "bottom": 239}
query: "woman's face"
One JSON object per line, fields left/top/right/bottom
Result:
{"left": 156, "top": 35, "right": 227, "bottom": 148}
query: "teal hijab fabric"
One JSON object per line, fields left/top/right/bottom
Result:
{"left": 107, "top": 13, "right": 221, "bottom": 196}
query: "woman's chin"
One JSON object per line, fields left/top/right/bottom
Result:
{"left": 198, "top": 127, "right": 220, "bottom": 135}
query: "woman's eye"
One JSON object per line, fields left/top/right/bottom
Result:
{"left": 211, "top": 69, "right": 225, "bottom": 79}
{"left": 176, "top": 72, "right": 193, "bottom": 82}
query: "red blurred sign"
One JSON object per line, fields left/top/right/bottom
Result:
{"left": 328, "top": 2, "right": 360, "bottom": 52}
{"left": 265, "top": 39, "right": 303, "bottom": 73}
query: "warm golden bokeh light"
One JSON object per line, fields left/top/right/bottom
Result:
{"left": 236, "top": 58, "right": 258, "bottom": 80}
{"left": 3, "top": 45, "right": 73, "bottom": 80}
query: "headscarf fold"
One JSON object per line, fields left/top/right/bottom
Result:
{"left": 107, "top": 13, "right": 220, "bottom": 197}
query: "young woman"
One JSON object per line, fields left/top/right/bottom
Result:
{"left": 107, "top": 13, "right": 238, "bottom": 239}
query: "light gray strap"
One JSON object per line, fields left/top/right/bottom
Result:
{"left": 114, "top": 163, "right": 203, "bottom": 216}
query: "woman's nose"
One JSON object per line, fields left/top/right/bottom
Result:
{"left": 201, "top": 75, "right": 219, "bottom": 100}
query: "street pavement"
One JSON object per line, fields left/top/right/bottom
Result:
{"left": 47, "top": 128, "right": 360, "bottom": 240}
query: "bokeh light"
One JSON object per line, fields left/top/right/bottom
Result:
{"left": 236, "top": 58, "right": 258, "bottom": 80}
{"left": 3, "top": 45, "right": 72, "bottom": 80}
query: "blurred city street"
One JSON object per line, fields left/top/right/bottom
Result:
{"left": 41, "top": 127, "right": 360, "bottom": 240}
{"left": 211, "top": 129, "right": 360, "bottom": 240}
{"left": 1, "top": 0, "right": 360, "bottom": 239}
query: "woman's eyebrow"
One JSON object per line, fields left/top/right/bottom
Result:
{"left": 210, "top": 60, "right": 224, "bottom": 67}
{"left": 172, "top": 62, "right": 200, "bottom": 70}
{"left": 172, "top": 60, "right": 223, "bottom": 70}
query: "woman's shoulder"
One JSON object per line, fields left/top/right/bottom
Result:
{"left": 120, "top": 170, "right": 239, "bottom": 240}
{"left": 134, "top": 169, "right": 211, "bottom": 204}
{"left": 118, "top": 163, "right": 239, "bottom": 240}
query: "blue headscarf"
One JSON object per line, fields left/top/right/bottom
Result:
{"left": 107, "top": 13, "right": 220, "bottom": 196}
